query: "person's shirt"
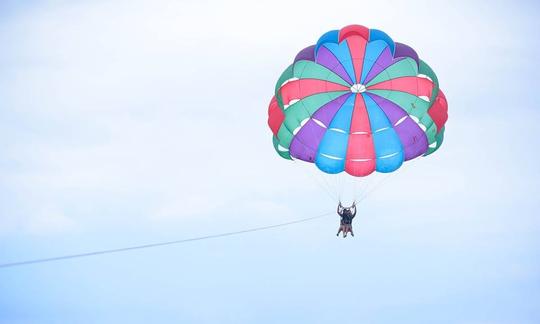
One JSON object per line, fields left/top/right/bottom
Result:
{"left": 340, "top": 208, "right": 354, "bottom": 224}
{"left": 338, "top": 204, "right": 357, "bottom": 222}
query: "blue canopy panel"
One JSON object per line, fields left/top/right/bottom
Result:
{"left": 314, "top": 30, "right": 339, "bottom": 54}
{"left": 360, "top": 40, "right": 389, "bottom": 84}
{"left": 362, "top": 94, "right": 404, "bottom": 173}
{"left": 315, "top": 95, "right": 356, "bottom": 174}
{"left": 318, "top": 42, "right": 356, "bottom": 86}
{"left": 368, "top": 29, "right": 395, "bottom": 55}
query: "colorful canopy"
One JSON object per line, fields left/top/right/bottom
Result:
{"left": 268, "top": 25, "right": 448, "bottom": 177}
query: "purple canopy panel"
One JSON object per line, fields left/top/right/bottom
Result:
{"left": 367, "top": 93, "right": 406, "bottom": 124}
{"left": 312, "top": 93, "right": 351, "bottom": 125}
{"left": 294, "top": 45, "right": 316, "bottom": 63}
{"left": 394, "top": 42, "right": 419, "bottom": 67}
{"left": 395, "top": 118, "right": 428, "bottom": 160}
{"left": 367, "top": 93, "right": 427, "bottom": 160}
{"left": 315, "top": 46, "right": 353, "bottom": 84}
{"left": 363, "top": 47, "right": 395, "bottom": 85}
{"left": 289, "top": 120, "right": 323, "bottom": 162}
{"left": 289, "top": 93, "right": 351, "bottom": 161}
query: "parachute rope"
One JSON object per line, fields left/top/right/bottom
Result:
{"left": 0, "top": 164, "right": 407, "bottom": 270}
{"left": 0, "top": 212, "right": 333, "bottom": 269}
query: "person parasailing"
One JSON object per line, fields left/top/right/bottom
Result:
{"left": 336, "top": 201, "right": 356, "bottom": 238}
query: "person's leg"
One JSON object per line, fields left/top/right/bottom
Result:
{"left": 336, "top": 226, "right": 342, "bottom": 236}
{"left": 350, "top": 226, "right": 354, "bottom": 237}
{"left": 343, "top": 226, "right": 348, "bottom": 237}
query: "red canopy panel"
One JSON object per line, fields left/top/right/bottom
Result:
{"left": 267, "top": 96, "right": 284, "bottom": 137}
{"left": 428, "top": 90, "right": 448, "bottom": 133}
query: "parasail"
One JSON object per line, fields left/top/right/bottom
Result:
{"left": 268, "top": 25, "right": 448, "bottom": 179}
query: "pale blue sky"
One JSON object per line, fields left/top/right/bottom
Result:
{"left": 1, "top": 0, "right": 539, "bottom": 323}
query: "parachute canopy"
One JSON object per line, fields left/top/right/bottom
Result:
{"left": 268, "top": 25, "right": 448, "bottom": 177}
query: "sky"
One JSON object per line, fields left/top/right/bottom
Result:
{"left": 0, "top": 0, "right": 539, "bottom": 323}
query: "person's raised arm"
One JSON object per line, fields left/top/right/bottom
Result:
{"left": 351, "top": 203, "right": 357, "bottom": 217}
{"left": 337, "top": 202, "right": 343, "bottom": 215}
